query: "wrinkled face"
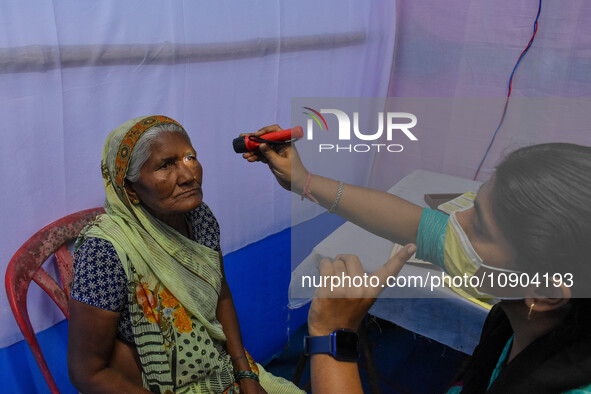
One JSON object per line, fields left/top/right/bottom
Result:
{"left": 456, "top": 178, "right": 519, "bottom": 271}
{"left": 127, "top": 132, "right": 203, "bottom": 218}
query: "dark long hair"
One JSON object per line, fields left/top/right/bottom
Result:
{"left": 492, "top": 142, "right": 591, "bottom": 322}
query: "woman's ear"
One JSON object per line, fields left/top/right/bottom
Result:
{"left": 124, "top": 180, "right": 140, "bottom": 205}
{"left": 524, "top": 282, "right": 572, "bottom": 314}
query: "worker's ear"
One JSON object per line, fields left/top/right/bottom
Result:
{"left": 524, "top": 282, "right": 571, "bottom": 316}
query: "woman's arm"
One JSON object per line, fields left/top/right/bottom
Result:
{"left": 243, "top": 125, "right": 423, "bottom": 244}
{"left": 68, "top": 299, "right": 148, "bottom": 393}
{"left": 310, "top": 355, "right": 363, "bottom": 394}
{"left": 291, "top": 172, "right": 422, "bottom": 244}
{"left": 216, "top": 252, "right": 267, "bottom": 394}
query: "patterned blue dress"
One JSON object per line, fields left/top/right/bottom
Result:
{"left": 71, "top": 202, "right": 221, "bottom": 343}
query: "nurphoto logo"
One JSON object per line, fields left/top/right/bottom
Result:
{"left": 302, "top": 107, "right": 418, "bottom": 153}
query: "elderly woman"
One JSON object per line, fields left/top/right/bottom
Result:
{"left": 68, "top": 116, "right": 302, "bottom": 393}
{"left": 245, "top": 125, "right": 591, "bottom": 393}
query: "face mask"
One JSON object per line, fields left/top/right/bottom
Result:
{"left": 443, "top": 211, "right": 523, "bottom": 300}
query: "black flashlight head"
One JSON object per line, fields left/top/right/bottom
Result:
{"left": 233, "top": 136, "right": 248, "bottom": 153}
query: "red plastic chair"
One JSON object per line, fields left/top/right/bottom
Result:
{"left": 5, "top": 207, "right": 105, "bottom": 393}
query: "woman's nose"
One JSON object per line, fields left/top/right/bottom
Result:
{"left": 177, "top": 161, "right": 196, "bottom": 184}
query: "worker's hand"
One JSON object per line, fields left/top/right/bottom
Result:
{"left": 241, "top": 124, "right": 308, "bottom": 193}
{"left": 307, "top": 244, "right": 416, "bottom": 336}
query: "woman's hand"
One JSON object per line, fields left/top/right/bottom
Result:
{"left": 308, "top": 244, "right": 417, "bottom": 336}
{"left": 238, "top": 378, "right": 268, "bottom": 394}
{"left": 241, "top": 124, "right": 308, "bottom": 193}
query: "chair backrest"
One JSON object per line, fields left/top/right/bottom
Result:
{"left": 5, "top": 207, "right": 105, "bottom": 394}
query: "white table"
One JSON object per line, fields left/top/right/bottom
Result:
{"left": 289, "top": 169, "right": 489, "bottom": 354}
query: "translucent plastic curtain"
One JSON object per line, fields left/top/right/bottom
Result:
{"left": 0, "top": 1, "right": 396, "bottom": 347}
{"left": 371, "top": 0, "right": 591, "bottom": 190}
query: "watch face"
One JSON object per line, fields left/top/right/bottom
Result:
{"left": 332, "top": 329, "right": 359, "bottom": 361}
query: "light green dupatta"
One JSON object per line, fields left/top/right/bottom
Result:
{"left": 77, "top": 116, "right": 234, "bottom": 393}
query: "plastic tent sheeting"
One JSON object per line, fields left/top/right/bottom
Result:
{"left": 370, "top": 0, "right": 591, "bottom": 190}
{"left": 0, "top": 0, "right": 397, "bottom": 348}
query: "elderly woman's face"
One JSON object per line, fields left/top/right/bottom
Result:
{"left": 128, "top": 132, "right": 203, "bottom": 218}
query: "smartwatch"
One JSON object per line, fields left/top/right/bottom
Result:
{"left": 303, "top": 329, "right": 359, "bottom": 362}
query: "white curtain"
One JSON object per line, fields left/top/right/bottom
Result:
{"left": 0, "top": 1, "right": 397, "bottom": 347}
